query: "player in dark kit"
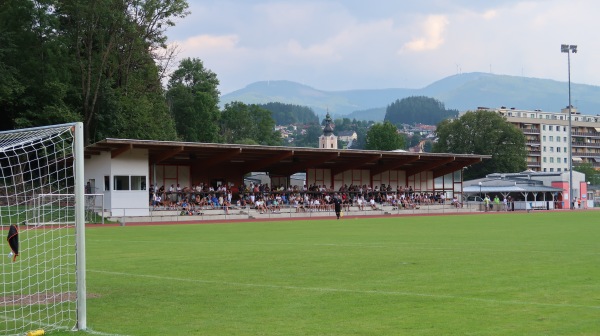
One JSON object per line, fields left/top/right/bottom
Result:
{"left": 333, "top": 195, "right": 342, "bottom": 219}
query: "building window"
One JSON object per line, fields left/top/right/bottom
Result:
{"left": 550, "top": 147, "right": 554, "bottom": 152}
{"left": 564, "top": 147, "right": 567, "bottom": 152}
{"left": 563, "top": 137, "right": 567, "bottom": 142}
{"left": 113, "top": 175, "right": 147, "bottom": 191}
{"left": 543, "top": 136, "right": 546, "bottom": 141}
{"left": 131, "top": 176, "right": 146, "bottom": 190}
{"left": 549, "top": 125, "right": 553, "bottom": 131}
{"left": 114, "top": 176, "right": 130, "bottom": 190}
{"left": 558, "top": 168, "right": 561, "bottom": 172}
{"left": 104, "top": 176, "right": 110, "bottom": 191}
{"left": 543, "top": 168, "right": 547, "bottom": 172}
{"left": 556, "top": 137, "right": 560, "bottom": 142}
{"left": 543, "top": 157, "right": 547, "bottom": 163}
{"left": 550, "top": 168, "right": 554, "bottom": 172}
{"left": 543, "top": 146, "right": 546, "bottom": 152}
{"left": 564, "top": 158, "right": 568, "bottom": 163}
{"left": 557, "top": 147, "right": 561, "bottom": 152}
{"left": 543, "top": 125, "right": 546, "bottom": 130}
{"left": 549, "top": 136, "right": 554, "bottom": 141}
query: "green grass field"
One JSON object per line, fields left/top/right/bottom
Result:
{"left": 48, "top": 211, "right": 599, "bottom": 335}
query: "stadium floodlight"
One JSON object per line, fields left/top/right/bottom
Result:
{"left": 561, "top": 44, "right": 577, "bottom": 209}
{"left": 0, "top": 123, "right": 86, "bottom": 335}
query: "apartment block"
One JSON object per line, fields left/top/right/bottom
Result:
{"left": 479, "top": 106, "right": 600, "bottom": 172}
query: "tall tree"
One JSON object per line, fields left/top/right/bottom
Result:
{"left": 365, "top": 121, "right": 405, "bottom": 150}
{"left": 433, "top": 110, "right": 527, "bottom": 179}
{"left": 0, "top": 0, "right": 78, "bottom": 130}
{"left": 56, "top": 0, "right": 189, "bottom": 144}
{"left": 220, "top": 102, "right": 281, "bottom": 145}
{"left": 167, "top": 58, "right": 221, "bottom": 142}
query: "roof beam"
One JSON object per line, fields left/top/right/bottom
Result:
{"left": 331, "top": 154, "right": 381, "bottom": 177}
{"left": 244, "top": 150, "right": 294, "bottom": 172}
{"left": 370, "top": 156, "right": 420, "bottom": 176}
{"left": 151, "top": 146, "right": 184, "bottom": 164}
{"left": 275, "top": 152, "right": 341, "bottom": 176}
{"left": 203, "top": 148, "right": 243, "bottom": 168}
{"left": 405, "top": 157, "right": 455, "bottom": 177}
{"left": 111, "top": 144, "right": 133, "bottom": 159}
{"left": 433, "top": 158, "right": 483, "bottom": 178}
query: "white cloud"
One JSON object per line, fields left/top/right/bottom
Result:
{"left": 401, "top": 15, "right": 449, "bottom": 52}
{"left": 164, "top": 0, "right": 600, "bottom": 94}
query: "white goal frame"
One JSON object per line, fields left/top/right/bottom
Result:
{"left": 0, "top": 123, "right": 86, "bottom": 335}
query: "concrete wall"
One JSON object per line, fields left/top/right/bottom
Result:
{"left": 85, "top": 148, "right": 150, "bottom": 217}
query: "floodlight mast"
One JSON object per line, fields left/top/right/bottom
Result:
{"left": 561, "top": 44, "right": 577, "bottom": 209}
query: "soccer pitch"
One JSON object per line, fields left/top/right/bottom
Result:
{"left": 61, "top": 211, "right": 599, "bottom": 335}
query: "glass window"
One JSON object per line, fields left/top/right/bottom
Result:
{"left": 549, "top": 136, "right": 554, "bottom": 141}
{"left": 114, "top": 176, "right": 130, "bottom": 190}
{"left": 550, "top": 157, "right": 554, "bottom": 163}
{"left": 549, "top": 125, "right": 553, "bottom": 131}
{"left": 550, "top": 168, "right": 554, "bottom": 172}
{"left": 543, "top": 136, "right": 546, "bottom": 141}
{"left": 131, "top": 176, "right": 147, "bottom": 190}
{"left": 550, "top": 147, "right": 554, "bottom": 152}
{"left": 557, "top": 147, "right": 561, "bottom": 152}
{"left": 543, "top": 157, "right": 547, "bottom": 163}
{"left": 543, "top": 125, "right": 546, "bottom": 130}
{"left": 104, "top": 176, "right": 110, "bottom": 191}
{"left": 543, "top": 146, "right": 546, "bottom": 152}
{"left": 564, "top": 158, "right": 568, "bottom": 163}
{"left": 556, "top": 137, "right": 560, "bottom": 142}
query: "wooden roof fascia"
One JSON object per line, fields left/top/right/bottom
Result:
{"left": 111, "top": 144, "right": 133, "bottom": 159}
{"left": 151, "top": 146, "right": 184, "bottom": 164}
{"left": 369, "top": 156, "right": 421, "bottom": 176}
{"left": 433, "top": 158, "right": 483, "bottom": 178}
{"left": 276, "top": 152, "right": 341, "bottom": 176}
{"left": 405, "top": 157, "right": 455, "bottom": 177}
{"left": 331, "top": 154, "right": 382, "bottom": 177}
{"left": 202, "top": 148, "right": 243, "bottom": 168}
{"left": 243, "top": 150, "right": 295, "bottom": 173}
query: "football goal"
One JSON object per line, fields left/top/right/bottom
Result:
{"left": 0, "top": 123, "right": 86, "bottom": 335}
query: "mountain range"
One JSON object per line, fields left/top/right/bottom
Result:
{"left": 221, "top": 72, "right": 600, "bottom": 122}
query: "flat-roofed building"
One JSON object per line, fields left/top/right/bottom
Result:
{"left": 479, "top": 106, "right": 600, "bottom": 172}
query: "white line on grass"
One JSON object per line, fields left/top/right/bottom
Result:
{"left": 88, "top": 239, "right": 600, "bottom": 255}
{"left": 89, "top": 269, "right": 600, "bottom": 310}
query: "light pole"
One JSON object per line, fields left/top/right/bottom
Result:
{"left": 478, "top": 181, "right": 482, "bottom": 199}
{"left": 561, "top": 44, "right": 577, "bottom": 209}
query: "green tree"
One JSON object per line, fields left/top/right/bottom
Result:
{"left": 167, "top": 58, "right": 220, "bottom": 142}
{"left": 0, "top": 0, "right": 78, "bottom": 131}
{"left": 258, "top": 102, "right": 319, "bottom": 125}
{"left": 57, "top": 0, "right": 189, "bottom": 144}
{"left": 433, "top": 110, "right": 527, "bottom": 179}
{"left": 220, "top": 102, "right": 282, "bottom": 145}
{"left": 365, "top": 121, "right": 405, "bottom": 150}
{"left": 385, "top": 96, "right": 458, "bottom": 126}
{"left": 294, "top": 123, "right": 322, "bottom": 148}
{"left": 574, "top": 162, "right": 600, "bottom": 185}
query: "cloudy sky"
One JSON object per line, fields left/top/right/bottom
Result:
{"left": 167, "top": 0, "right": 597, "bottom": 94}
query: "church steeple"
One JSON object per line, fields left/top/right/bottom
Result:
{"left": 323, "top": 112, "right": 334, "bottom": 136}
{"left": 319, "top": 111, "right": 338, "bottom": 149}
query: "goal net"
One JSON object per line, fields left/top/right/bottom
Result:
{"left": 0, "top": 123, "right": 86, "bottom": 335}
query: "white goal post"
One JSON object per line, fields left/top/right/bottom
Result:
{"left": 0, "top": 123, "right": 86, "bottom": 335}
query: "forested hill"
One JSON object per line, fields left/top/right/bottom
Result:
{"left": 221, "top": 72, "right": 600, "bottom": 121}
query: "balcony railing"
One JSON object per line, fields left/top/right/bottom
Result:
{"left": 521, "top": 128, "right": 540, "bottom": 134}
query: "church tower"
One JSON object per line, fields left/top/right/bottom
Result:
{"left": 319, "top": 112, "right": 338, "bottom": 149}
